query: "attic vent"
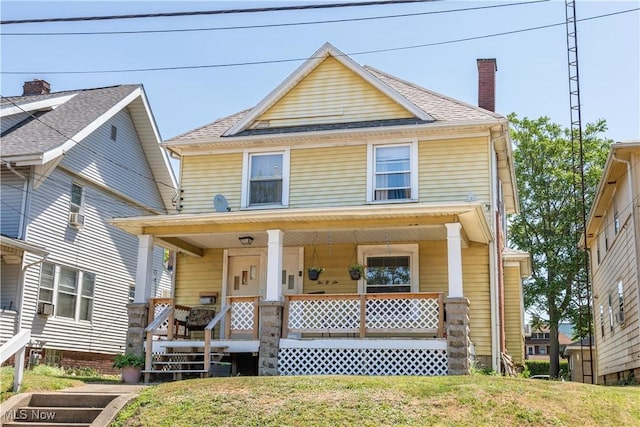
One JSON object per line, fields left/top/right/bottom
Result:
{"left": 111, "top": 125, "right": 117, "bottom": 141}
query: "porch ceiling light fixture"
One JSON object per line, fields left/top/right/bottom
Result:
{"left": 239, "top": 236, "right": 254, "bottom": 246}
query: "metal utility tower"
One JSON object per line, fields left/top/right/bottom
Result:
{"left": 565, "top": 0, "right": 594, "bottom": 384}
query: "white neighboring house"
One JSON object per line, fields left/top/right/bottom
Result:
{"left": 584, "top": 140, "right": 640, "bottom": 385}
{"left": 0, "top": 80, "right": 177, "bottom": 371}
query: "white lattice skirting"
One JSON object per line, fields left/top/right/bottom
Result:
{"left": 278, "top": 339, "right": 448, "bottom": 376}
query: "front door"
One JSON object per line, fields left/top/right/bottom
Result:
{"left": 226, "top": 248, "right": 302, "bottom": 298}
{"left": 227, "top": 255, "right": 261, "bottom": 297}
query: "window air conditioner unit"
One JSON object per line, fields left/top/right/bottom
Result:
{"left": 616, "top": 311, "right": 625, "bottom": 324}
{"left": 38, "top": 302, "right": 54, "bottom": 316}
{"left": 69, "top": 212, "right": 85, "bottom": 228}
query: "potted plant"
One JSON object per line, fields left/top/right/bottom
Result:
{"left": 113, "top": 353, "right": 145, "bottom": 384}
{"left": 348, "top": 263, "right": 365, "bottom": 280}
{"left": 307, "top": 266, "right": 324, "bottom": 281}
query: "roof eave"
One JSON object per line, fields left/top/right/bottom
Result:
{"left": 164, "top": 118, "right": 504, "bottom": 154}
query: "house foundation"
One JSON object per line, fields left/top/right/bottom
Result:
{"left": 445, "top": 297, "right": 472, "bottom": 375}
{"left": 126, "top": 303, "right": 149, "bottom": 358}
{"left": 258, "top": 301, "right": 283, "bottom": 376}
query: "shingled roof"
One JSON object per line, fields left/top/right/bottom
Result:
{"left": 1, "top": 85, "right": 141, "bottom": 158}
{"left": 166, "top": 61, "right": 504, "bottom": 145}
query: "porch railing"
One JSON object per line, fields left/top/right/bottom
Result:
{"left": 282, "top": 292, "right": 445, "bottom": 338}
{"left": 147, "top": 298, "right": 191, "bottom": 339}
{"left": 146, "top": 296, "right": 260, "bottom": 341}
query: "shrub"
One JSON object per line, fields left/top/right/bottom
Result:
{"left": 113, "top": 354, "right": 145, "bottom": 368}
{"left": 525, "top": 360, "right": 568, "bottom": 378}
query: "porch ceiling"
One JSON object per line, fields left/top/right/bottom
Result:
{"left": 110, "top": 203, "right": 492, "bottom": 254}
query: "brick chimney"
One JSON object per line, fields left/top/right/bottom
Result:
{"left": 22, "top": 79, "right": 51, "bottom": 96}
{"left": 477, "top": 59, "right": 497, "bottom": 112}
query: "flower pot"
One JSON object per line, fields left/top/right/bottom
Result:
{"left": 308, "top": 270, "right": 321, "bottom": 280}
{"left": 349, "top": 270, "right": 362, "bottom": 280}
{"left": 121, "top": 366, "right": 142, "bottom": 384}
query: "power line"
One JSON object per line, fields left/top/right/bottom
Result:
{"left": 2, "top": 7, "right": 636, "bottom": 76}
{"left": 0, "top": 0, "right": 438, "bottom": 25}
{"left": 2, "top": 1, "right": 548, "bottom": 36}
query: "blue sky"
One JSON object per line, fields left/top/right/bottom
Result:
{"left": 1, "top": 1, "right": 638, "bottom": 144}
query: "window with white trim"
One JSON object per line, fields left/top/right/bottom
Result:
{"left": 358, "top": 244, "right": 418, "bottom": 293}
{"left": 37, "top": 262, "right": 96, "bottom": 321}
{"left": 368, "top": 141, "right": 417, "bottom": 202}
{"left": 607, "top": 293, "right": 614, "bottom": 332}
{"left": 242, "top": 150, "right": 289, "bottom": 208}
{"left": 613, "top": 200, "right": 620, "bottom": 235}
{"left": 70, "top": 183, "right": 84, "bottom": 214}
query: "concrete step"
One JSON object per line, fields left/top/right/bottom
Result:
{"left": 2, "top": 422, "right": 90, "bottom": 427}
{"left": 6, "top": 407, "right": 102, "bottom": 423}
{"left": 28, "top": 394, "right": 116, "bottom": 408}
{"left": 2, "top": 389, "right": 141, "bottom": 427}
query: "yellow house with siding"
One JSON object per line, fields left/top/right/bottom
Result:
{"left": 113, "top": 43, "right": 528, "bottom": 378}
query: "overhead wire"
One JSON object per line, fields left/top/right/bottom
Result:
{"left": 2, "top": 7, "right": 636, "bottom": 75}
{"left": 2, "top": 1, "right": 548, "bottom": 36}
{"left": 0, "top": 0, "right": 440, "bottom": 25}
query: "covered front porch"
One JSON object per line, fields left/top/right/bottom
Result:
{"left": 113, "top": 203, "right": 493, "bottom": 377}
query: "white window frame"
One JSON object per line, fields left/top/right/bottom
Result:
{"left": 69, "top": 182, "right": 84, "bottom": 214}
{"left": 357, "top": 243, "right": 419, "bottom": 293}
{"left": 366, "top": 139, "right": 418, "bottom": 204}
{"left": 617, "top": 280, "right": 624, "bottom": 322}
{"left": 241, "top": 148, "right": 290, "bottom": 209}
{"left": 37, "top": 261, "right": 95, "bottom": 322}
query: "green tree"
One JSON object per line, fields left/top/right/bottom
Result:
{"left": 508, "top": 115, "right": 610, "bottom": 378}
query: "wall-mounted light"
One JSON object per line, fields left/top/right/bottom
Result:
{"left": 239, "top": 236, "right": 254, "bottom": 246}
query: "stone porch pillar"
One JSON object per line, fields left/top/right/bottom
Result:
{"left": 445, "top": 297, "right": 471, "bottom": 375}
{"left": 445, "top": 223, "right": 471, "bottom": 374}
{"left": 258, "top": 229, "right": 285, "bottom": 376}
{"left": 126, "top": 303, "right": 148, "bottom": 358}
{"left": 258, "top": 301, "right": 283, "bottom": 376}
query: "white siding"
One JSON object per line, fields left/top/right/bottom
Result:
{"left": 1, "top": 263, "right": 21, "bottom": 310}
{"left": 1, "top": 167, "right": 28, "bottom": 237}
{"left": 0, "top": 311, "right": 18, "bottom": 344}
{"left": 1, "top": 112, "right": 30, "bottom": 134}
{"left": 59, "top": 108, "right": 167, "bottom": 213}
{"left": 19, "top": 168, "right": 172, "bottom": 354}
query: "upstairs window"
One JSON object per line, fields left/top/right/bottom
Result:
{"left": 368, "top": 141, "right": 417, "bottom": 203}
{"left": 70, "top": 183, "right": 84, "bottom": 214}
{"left": 242, "top": 150, "right": 289, "bottom": 208}
{"left": 613, "top": 202, "right": 620, "bottom": 235}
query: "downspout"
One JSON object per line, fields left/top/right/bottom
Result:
{"left": 488, "top": 137, "right": 500, "bottom": 372}
{"left": 611, "top": 152, "right": 640, "bottom": 337}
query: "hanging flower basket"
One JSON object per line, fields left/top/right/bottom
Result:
{"left": 307, "top": 267, "right": 324, "bottom": 281}
{"left": 348, "top": 264, "right": 365, "bottom": 280}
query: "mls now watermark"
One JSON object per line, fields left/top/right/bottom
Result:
{"left": 2, "top": 409, "right": 57, "bottom": 421}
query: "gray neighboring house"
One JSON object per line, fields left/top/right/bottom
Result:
{"left": 1, "top": 80, "right": 177, "bottom": 371}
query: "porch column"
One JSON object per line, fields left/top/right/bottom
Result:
{"left": 125, "top": 303, "right": 148, "bottom": 358}
{"left": 134, "top": 234, "right": 154, "bottom": 303}
{"left": 445, "top": 297, "right": 472, "bottom": 375}
{"left": 265, "top": 229, "right": 284, "bottom": 301}
{"left": 258, "top": 301, "right": 284, "bottom": 376}
{"left": 445, "top": 223, "right": 463, "bottom": 298}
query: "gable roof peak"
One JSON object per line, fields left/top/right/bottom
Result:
{"left": 222, "top": 42, "right": 432, "bottom": 136}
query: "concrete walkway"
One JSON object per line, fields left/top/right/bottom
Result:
{"left": 60, "top": 382, "right": 149, "bottom": 394}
